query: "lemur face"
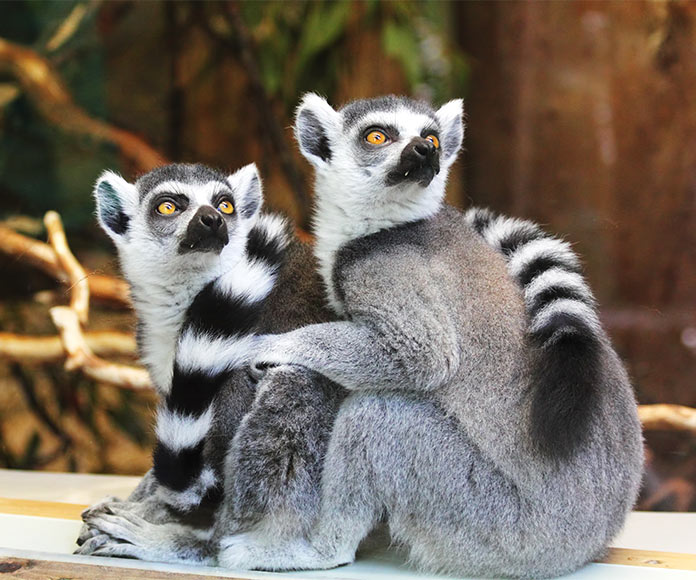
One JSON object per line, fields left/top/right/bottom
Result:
{"left": 294, "top": 94, "right": 464, "bottom": 211}
{"left": 94, "top": 163, "right": 262, "bottom": 282}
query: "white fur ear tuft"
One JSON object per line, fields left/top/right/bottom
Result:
{"left": 94, "top": 170, "right": 138, "bottom": 241}
{"left": 227, "top": 163, "right": 263, "bottom": 220}
{"left": 294, "top": 93, "right": 340, "bottom": 167}
{"left": 435, "top": 99, "right": 465, "bottom": 164}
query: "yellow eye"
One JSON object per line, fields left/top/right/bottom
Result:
{"left": 157, "top": 201, "right": 177, "bottom": 215}
{"left": 425, "top": 134, "right": 440, "bottom": 149}
{"left": 217, "top": 200, "right": 234, "bottom": 215}
{"left": 366, "top": 130, "right": 388, "bottom": 145}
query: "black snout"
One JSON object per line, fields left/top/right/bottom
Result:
{"left": 199, "top": 210, "right": 224, "bottom": 232}
{"left": 413, "top": 139, "right": 436, "bottom": 160}
{"left": 386, "top": 137, "right": 441, "bottom": 187}
{"left": 178, "top": 206, "right": 229, "bottom": 254}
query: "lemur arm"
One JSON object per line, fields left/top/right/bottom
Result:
{"left": 254, "top": 259, "right": 461, "bottom": 392}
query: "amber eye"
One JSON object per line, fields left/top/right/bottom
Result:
{"left": 157, "top": 201, "right": 177, "bottom": 215}
{"left": 425, "top": 134, "right": 440, "bottom": 149}
{"left": 365, "top": 130, "right": 389, "bottom": 146}
{"left": 217, "top": 199, "right": 234, "bottom": 215}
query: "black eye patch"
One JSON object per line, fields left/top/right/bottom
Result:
{"left": 212, "top": 190, "right": 235, "bottom": 208}
{"left": 150, "top": 193, "right": 190, "bottom": 215}
{"left": 360, "top": 124, "right": 400, "bottom": 143}
{"left": 420, "top": 126, "right": 440, "bottom": 141}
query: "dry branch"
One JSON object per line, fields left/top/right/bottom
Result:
{"left": 49, "top": 306, "right": 151, "bottom": 391}
{"left": 0, "top": 36, "right": 166, "bottom": 172}
{"left": 0, "top": 224, "right": 130, "bottom": 307}
{"left": 0, "top": 331, "right": 136, "bottom": 363}
{"left": 44, "top": 211, "right": 90, "bottom": 324}
{"left": 45, "top": 3, "right": 91, "bottom": 53}
{"left": 638, "top": 404, "right": 696, "bottom": 434}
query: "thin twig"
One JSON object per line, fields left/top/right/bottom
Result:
{"left": 44, "top": 211, "right": 90, "bottom": 325}
{"left": 45, "top": 3, "right": 92, "bottom": 53}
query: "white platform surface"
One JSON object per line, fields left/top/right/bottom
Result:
{"left": 0, "top": 469, "right": 694, "bottom": 579}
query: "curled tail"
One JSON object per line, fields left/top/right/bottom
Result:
{"left": 152, "top": 214, "right": 291, "bottom": 510}
{"left": 465, "top": 207, "right": 604, "bottom": 459}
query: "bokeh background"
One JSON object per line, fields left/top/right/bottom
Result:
{"left": 0, "top": 1, "right": 694, "bottom": 510}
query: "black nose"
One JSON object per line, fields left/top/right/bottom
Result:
{"left": 413, "top": 139, "right": 436, "bottom": 159}
{"left": 199, "top": 208, "right": 223, "bottom": 231}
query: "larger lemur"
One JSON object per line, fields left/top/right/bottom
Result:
{"left": 76, "top": 163, "right": 344, "bottom": 563}
{"left": 215, "top": 95, "right": 644, "bottom": 578}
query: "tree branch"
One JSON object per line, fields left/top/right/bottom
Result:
{"left": 0, "top": 36, "right": 166, "bottom": 172}
{"left": 0, "top": 331, "right": 136, "bottom": 363}
{"left": 638, "top": 404, "right": 696, "bottom": 434}
{"left": 0, "top": 224, "right": 130, "bottom": 307}
{"left": 49, "top": 306, "right": 151, "bottom": 391}
{"left": 44, "top": 211, "right": 90, "bottom": 324}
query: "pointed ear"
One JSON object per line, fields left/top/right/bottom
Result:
{"left": 94, "top": 170, "right": 138, "bottom": 242}
{"left": 435, "top": 99, "right": 465, "bottom": 165}
{"left": 227, "top": 163, "right": 263, "bottom": 220}
{"left": 294, "top": 93, "right": 340, "bottom": 167}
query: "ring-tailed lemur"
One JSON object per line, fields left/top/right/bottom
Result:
{"left": 76, "top": 163, "right": 344, "bottom": 563}
{"left": 216, "top": 95, "right": 643, "bottom": 578}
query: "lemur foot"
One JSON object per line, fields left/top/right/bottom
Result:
{"left": 78, "top": 505, "right": 211, "bottom": 564}
{"left": 77, "top": 495, "right": 126, "bottom": 546}
{"left": 217, "top": 532, "right": 352, "bottom": 571}
{"left": 75, "top": 533, "right": 159, "bottom": 560}
{"left": 79, "top": 505, "right": 169, "bottom": 561}
{"left": 75, "top": 532, "right": 129, "bottom": 556}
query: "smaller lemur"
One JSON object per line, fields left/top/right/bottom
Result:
{"left": 77, "top": 163, "right": 343, "bottom": 563}
{"left": 151, "top": 209, "right": 293, "bottom": 511}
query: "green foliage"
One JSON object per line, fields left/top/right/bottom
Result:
{"left": 383, "top": 20, "right": 422, "bottom": 87}
{"left": 295, "top": 1, "right": 352, "bottom": 75}
{"left": 242, "top": 1, "right": 470, "bottom": 110}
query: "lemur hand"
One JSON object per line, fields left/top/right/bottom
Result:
{"left": 249, "top": 333, "right": 297, "bottom": 380}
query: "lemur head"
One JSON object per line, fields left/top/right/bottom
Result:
{"left": 294, "top": 94, "right": 464, "bottom": 226}
{"left": 94, "top": 163, "right": 263, "bottom": 291}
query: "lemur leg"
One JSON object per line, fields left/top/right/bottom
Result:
{"left": 218, "top": 391, "right": 527, "bottom": 574}
{"left": 217, "top": 391, "right": 386, "bottom": 571}
{"left": 216, "top": 366, "right": 344, "bottom": 569}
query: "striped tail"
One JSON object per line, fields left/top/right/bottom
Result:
{"left": 152, "top": 214, "right": 291, "bottom": 510}
{"left": 465, "top": 207, "right": 603, "bottom": 459}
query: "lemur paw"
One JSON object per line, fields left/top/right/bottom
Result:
{"left": 78, "top": 495, "right": 129, "bottom": 546}
{"left": 82, "top": 505, "right": 152, "bottom": 546}
{"left": 251, "top": 334, "right": 298, "bottom": 374}
{"left": 74, "top": 532, "right": 126, "bottom": 556}
{"left": 218, "top": 532, "right": 351, "bottom": 571}
{"left": 75, "top": 534, "right": 147, "bottom": 560}
{"left": 80, "top": 495, "right": 123, "bottom": 519}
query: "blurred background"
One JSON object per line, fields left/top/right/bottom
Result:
{"left": 0, "top": 1, "right": 694, "bottom": 510}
